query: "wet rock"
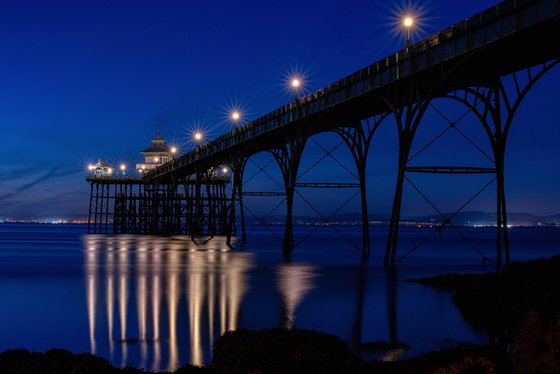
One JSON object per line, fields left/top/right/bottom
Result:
{"left": 512, "top": 311, "right": 560, "bottom": 373}
{"left": 211, "top": 328, "right": 363, "bottom": 374}
{"left": 412, "top": 254, "right": 560, "bottom": 372}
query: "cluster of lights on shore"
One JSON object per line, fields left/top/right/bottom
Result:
{"left": 88, "top": 16, "right": 415, "bottom": 175}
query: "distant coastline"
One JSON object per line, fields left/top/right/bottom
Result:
{"left": 1, "top": 210, "right": 559, "bottom": 228}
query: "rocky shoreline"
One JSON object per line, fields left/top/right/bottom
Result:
{"left": 411, "top": 254, "right": 560, "bottom": 373}
{"left": 0, "top": 338, "right": 506, "bottom": 373}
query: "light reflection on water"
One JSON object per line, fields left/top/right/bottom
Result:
{"left": 82, "top": 233, "right": 489, "bottom": 371}
{"left": 276, "top": 264, "right": 316, "bottom": 330}
{"left": 84, "top": 235, "right": 254, "bottom": 371}
{"left": 4, "top": 225, "right": 559, "bottom": 372}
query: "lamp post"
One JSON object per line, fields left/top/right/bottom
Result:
{"left": 193, "top": 131, "right": 204, "bottom": 156}
{"left": 403, "top": 16, "right": 414, "bottom": 50}
{"left": 170, "top": 146, "right": 177, "bottom": 160}
{"left": 291, "top": 78, "right": 300, "bottom": 101}
{"left": 231, "top": 111, "right": 241, "bottom": 128}
{"left": 119, "top": 164, "right": 126, "bottom": 177}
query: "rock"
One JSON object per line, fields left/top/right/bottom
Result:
{"left": 211, "top": 328, "right": 363, "bottom": 374}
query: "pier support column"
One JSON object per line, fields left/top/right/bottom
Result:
{"left": 167, "top": 175, "right": 178, "bottom": 236}
{"left": 226, "top": 158, "right": 247, "bottom": 245}
{"left": 87, "top": 182, "right": 93, "bottom": 233}
{"left": 384, "top": 86, "right": 432, "bottom": 266}
{"left": 335, "top": 116, "right": 385, "bottom": 256}
{"left": 234, "top": 161, "right": 247, "bottom": 241}
{"left": 193, "top": 171, "right": 203, "bottom": 240}
{"left": 271, "top": 134, "right": 307, "bottom": 254}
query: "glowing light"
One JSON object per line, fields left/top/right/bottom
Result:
{"left": 222, "top": 167, "right": 228, "bottom": 174}
{"left": 142, "top": 165, "right": 146, "bottom": 170}
{"left": 138, "top": 169, "right": 143, "bottom": 173}
{"left": 231, "top": 111, "right": 240, "bottom": 121}
{"left": 403, "top": 17, "right": 414, "bottom": 27}
{"left": 108, "top": 168, "right": 113, "bottom": 174}
{"left": 194, "top": 131, "right": 203, "bottom": 142}
{"left": 170, "top": 146, "right": 177, "bottom": 154}
{"left": 88, "top": 164, "right": 94, "bottom": 171}
{"left": 154, "top": 157, "right": 159, "bottom": 163}
{"left": 291, "top": 78, "right": 300, "bottom": 88}
{"left": 403, "top": 15, "right": 415, "bottom": 49}
{"left": 119, "top": 164, "right": 126, "bottom": 171}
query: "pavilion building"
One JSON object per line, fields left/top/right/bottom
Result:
{"left": 136, "top": 132, "right": 173, "bottom": 173}
{"left": 91, "top": 159, "right": 113, "bottom": 177}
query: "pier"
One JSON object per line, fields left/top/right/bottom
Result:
{"left": 87, "top": 0, "right": 560, "bottom": 269}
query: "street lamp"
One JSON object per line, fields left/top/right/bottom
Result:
{"left": 170, "top": 146, "right": 177, "bottom": 154}
{"left": 291, "top": 78, "right": 301, "bottom": 100}
{"left": 119, "top": 164, "right": 126, "bottom": 176}
{"left": 194, "top": 131, "right": 203, "bottom": 142}
{"left": 403, "top": 16, "right": 414, "bottom": 50}
{"left": 231, "top": 111, "right": 241, "bottom": 128}
{"left": 222, "top": 167, "right": 228, "bottom": 174}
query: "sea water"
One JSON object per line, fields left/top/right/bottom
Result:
{"left": 0, "top": 223, "right": 558, "bottom": 371}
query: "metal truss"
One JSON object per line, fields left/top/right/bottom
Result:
{"left": 444, "top": 57, "right": 560, "bottom": 269}
{"left": 381, "top": 79, "right": 434, "bottom": 265}
{"left": 384, "top": 58, "right": 560, "bottom": 269}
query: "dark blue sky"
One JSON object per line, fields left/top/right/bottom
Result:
{"left": 0, "top": 0, "right": 558, "bottom": 218}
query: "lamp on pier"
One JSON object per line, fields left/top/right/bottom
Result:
{"left": 403, "top": 16, "right": 414, "bottom": 50}
{"left": 231, "top": 111, "right": 241, "bottom": 128}
{"left": 291, "top": 78, "right": 301, "bottom": 100}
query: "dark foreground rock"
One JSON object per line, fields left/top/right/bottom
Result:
{"left": 0, "top": 330, "right": 506, "bottom": 373}
{"left": 211, "top": 328, "right": 363, "bottom": 373}
{"left": 364, "top": 344, "right": 508, "bottom": 374}
{"left": 0, "top": 348, "right": 207, "bottom": 374}
{"left": 412, "top": 254, "right": 560, "bottom": 373}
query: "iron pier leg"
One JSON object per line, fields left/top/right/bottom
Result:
{"left": 271, "top": 137, "right": 306, "bottom": 255}
{"left": 93, "top": 183, "right": 99, "bottom": 234}
{"left": 105, "top": 183, "right": 110, "bottom": 234}
{"left": 99, "top": 184, "right": 105, "bottom": 234}
{"left": 385, "top": 124, "right": 423, "bottom": 266}
{"left": 336, "top": 119, "right": 385, "bottom": 257}
{"left": 235, "top": 169, "right": 246, "bottom": 241}
{"left": 383, "top": 88, "right": 431, "bottom": 265}
{"left": 226, "top": 173, "right": 237, "bottom": 246}
{"left": 283, "top": 184, "right": 296, "bottom": 253}
{"left": 358, "top": 164, "right": 371, "bottom": 257}
{"left": 385, "top": 156, "right": 406, "bottom": 266}
{"left": 87, "top": 182, "right": 93, "bottom": 234}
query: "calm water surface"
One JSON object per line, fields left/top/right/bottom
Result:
{"left": 0, "top": 223, "right": 558, "bottom": 371}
